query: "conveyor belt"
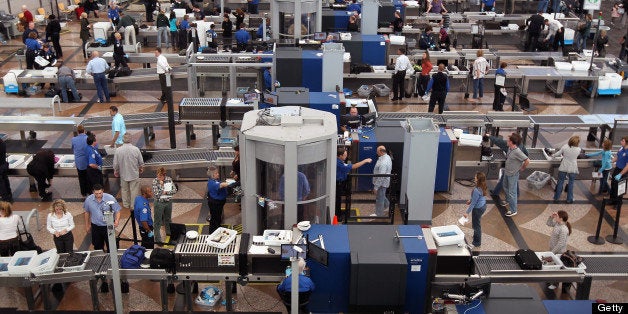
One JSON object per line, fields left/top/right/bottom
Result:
{"left": 85, "top": 253, "right": 108, "bottom": 273}
{"left": 579, "top": 255, "right": 628, "bottom": 278}
{"left": 179, "top": 97, "right": 252, "bottom": 122}
{"left": 102, "top": 148, "right": 215, "bottom": 168}
{"left": 378, "top": 112, "right": 445, "bottom": 123}
{"left": 475, "top": 255, "right": 522, "bottom": 274}
{"left": 81, "top": 112, "right": 179, "bottom": 129}
{"left": 98, "top": 254, "right": 123, "bottom": 273}
{"left": 530, "top": 115, "right": 586, "bottom": 125}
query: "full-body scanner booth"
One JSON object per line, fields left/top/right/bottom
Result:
{"left": 270, "top": 0, "right": 323, "bottom": 40}
{"left": 239, "top": 107, "right": 337, "bottom": 235}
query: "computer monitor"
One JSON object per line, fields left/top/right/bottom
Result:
{"left": 262, "top": 92, "right": 278, "bottom": 105}
{"left": 329, "top": 32, "right": 341, "bottom": 41}
{"left": 307, "top": 241, "right": 329, "bottom": 267}
{"left": 281, "top": 244, "right": 307, "bottom": 261}
{"left": 362, "top": 112, "right": 377, "bottom": 125}
{"left": 314, "top": 32, "right": 327, "bottom": 40}
{"left": 341, "top": 114, "right": 362, "bottom": 130}
{"left": 244, "top": 92, "right": 259, "bottom": 103}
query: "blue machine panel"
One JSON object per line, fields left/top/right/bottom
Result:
{"left": 435, "top": 128, "right": 453, "bottom": 192}
{"left": 362, "top": 35, "right": 387, "bottom": 65}
{"left": 309, "top": 92, "right": 341, "bottom": 123}
{"left": 397, "top": 225, "right": 430, "bottom": 314}
{"left": 356, "top": 127, "right": 378, "bottom": 191}
{"left": 302, "top": 50, "right": 323, "bottom": 92}
{"left": 335, "top": 10, "right": 350, "bottom": 31}
{"left": 302, "top": 224, "right": 350, "bottom": 313}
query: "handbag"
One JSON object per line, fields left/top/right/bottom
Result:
{"left": 17, "top": 216, "right": 42, "bottom": 253}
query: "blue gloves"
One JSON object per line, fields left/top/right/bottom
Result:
{"left": 148, "top": 231, "right": 154, "bottom": 238}
{"left": 615, "top": 174, "right": 623, "bottom": 181}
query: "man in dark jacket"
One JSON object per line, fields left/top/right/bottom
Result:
{"left": 425, "top": 64, "right": 450, "bottom": 114}
{"left": 46, "top": 15, "right": 63, "bottom": 58}
{"left": 26, "top": 150, "right": 56, "bottom": 201}
{"left": 525, "top": 12, "right": 545, "bottom": 52}
{"left": 22, "top": 22, "right": 38, "bottom": 44}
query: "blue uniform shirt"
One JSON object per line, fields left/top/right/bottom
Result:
{"left": 207, "top": 178, "right": 228, "bottom": 200}
{"left": 346, "top": 3, "right": 362, "bottom": 14}
{"left": 111, "top": 113, "right": 126, "bottom": 145}
{"left": 336, "top": 158, "right": 352, "bottom": 181}
{"left": 72, "top": 134, "right": 89, "bottom": 170}
{"left": 108, "top": 8, "right": 121, "bottom": 20}
{"left": 235, "top": 28, "right": 251, "bottom": 44}
{"left": 277, "top": 274, "right": 315, "bottom": 293}
{"left": 133, "top": 195, "right": 153, "bottom": 227}
{"left": 25, "top": 38, "right": 41, "bottom": 51}
{"left": 84, "top": 193, "right": 121, "bottom": 226}
{"left": 180, "top": 20, "right": 190, "bottom": 30}
{"left": 263, "top": 68, "right": 272, "bottom": 90}
{"left": 482, "top": 0, "right": 496, "bottom": 6}
{"left": 256, "top": 24, "right": 264, "bottom": 38}
{"left": 616, "top": 147, "right": 628, "bottom": 169}
{"left": 86, "top": 145, "right": 102, "bottom": 167}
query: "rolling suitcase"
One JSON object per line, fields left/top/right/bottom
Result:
{"left": 514, "top": 249, "right": 542, "bottom": 270}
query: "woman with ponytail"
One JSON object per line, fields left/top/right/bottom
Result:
{"left": 546, "top": 210, "right": 572, "bottom": 291}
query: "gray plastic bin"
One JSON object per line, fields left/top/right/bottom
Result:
{"left": 527, "top": 171, "right": 551, "bottom": 190}
{"left": 357, "top": 85, "right": 373, "bottom": 97}
{"left": 373, "top": 83, "right": 391, "bottom": 97}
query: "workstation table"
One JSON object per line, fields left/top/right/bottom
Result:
{"left": 592, "top": 114, "right": 628, "bottom": 146}
{"left": 0, "top": 116, "right": 83, "bottom": 142}
{"left": 528, "top": 114, "right": 606, "bottom": 148}
{"left": 100, "top": 148, "right": 229, "bottom": 174}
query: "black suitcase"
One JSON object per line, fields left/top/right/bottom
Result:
{"left": 514, "top": 249, "right": 542, "bottom": 270}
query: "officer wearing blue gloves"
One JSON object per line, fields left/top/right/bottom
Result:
{"left": 610, "top": 136, "right": 628, "bottom": 204}
{"left": 481, "top": 0, "right": 496, "bottom": 11}
{"left": 134, "top": 185, "right": 155, "bottom": 249}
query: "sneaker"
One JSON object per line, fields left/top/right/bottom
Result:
{"left": 547, "top": 284, "right": 557, "bottom": 290}
{"left": 505, "top": 210, "right": 517, "bottom": 217}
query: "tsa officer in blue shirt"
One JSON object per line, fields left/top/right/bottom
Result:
{"left": 72, "top": 125, "right": 90, "bottom": 196}
{"left": 85, "top": 134, "right": 103, "bottom": 191}
{"left": 235, "top": 23, "right": 251, "bottom": 48}
{"left": 134, "top": 186, "right": 154, "bottom": 249}
{"left": 83, "top": 184, "right": 121, "bottom": 251}
{"left": 611, "top": 136, "right": 628, "bottom": 202}
{"left": 206, "top": 167, "right": 231, "bottom": 233}
{"left": 335, "top": 147, "right": 371, "bottom": 222}
{"left": 346, "top": 0, "right": 362, "bottom": 14}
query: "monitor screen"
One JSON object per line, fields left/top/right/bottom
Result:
{"left": 314, "top": 32, "right": 327, "bottom": 40}
{"left": 244, "top": 92, "right": 259, "bottom": 103}
{"left": 329, "top": 32, "right": 341, "bottom": 41}
{"left": 281, "top": 244, "right": 307, "bottom": 260}
{"left": 341, "top": 114, "right": 362, "bottom": 130}
{"left": 262, "top": 93, "right": 278, "bottom": 105}
{"left": 307, "top": 241, "right": 329, "bottom": 267}
{"left": 169, "top": 223, "right": 187, "bottom": 243}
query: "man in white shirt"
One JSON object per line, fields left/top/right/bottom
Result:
{"left": 544, "top": 19, "right": 564, "bottom": 52}
{"left": 373, "top": 146, "right": 392, "bottom": 216}
{"left": 391, "top": 48, "right": 411, "bottom": 101}
{"left": 155, "top": 47, "right": 172, "bottom": 103}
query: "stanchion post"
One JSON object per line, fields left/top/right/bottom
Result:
{"left": 587, "top": 198, "right": 606, "bottom": 244}
{"left": 605, "top": 198, "right": 624, "bottom": 244}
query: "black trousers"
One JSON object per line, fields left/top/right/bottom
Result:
{"left": 493, "top": 84, "right": 505, "bottom": 111}
{"left": 552, "top": 28, "right": 565, "bottom": 52}
{"left": 207, "top": 198, "right": 226, "bottom": 234}
{"left": 145, "top": 2, "right": 155, "bottom": 22}
{"left": 114, "top": 53, "right": 128, "bottom": 68}
{"left": 139, "top": 226, "right": 154, "bottom": 249}
{"left": 0, "top": 164, "right": 12, "bottom": 202}
{"left": 0, "top": 237, "right": 19, "bottom": 257}
{"left": 428, "top": 91, "right": 447, "bottom": 114}
{"left": 34, "top": 175, "right": 50, "bottom": 198}
{"left": 86, "top": 167, "right": 103, "bottom": 193}
{"left": 159, "top": 73, "right": 170, "bottom": 100}
{"left": 51, "top": 34, "right": 62, "bottom": 57}
{"left": 77, "top": 168, "right": 90, "bottom": 196}
{"left": 53, "top": 231, "right": 74, "bottom": 253}
{"left": 526, "top": 32, "right": 540, "bottom": 52}
{"left": 392, "top": 70, "right": 406, "bottom": 99}
{"left": 91, "top": 223, "right": 109, "bottom": 251}
{"left": 335, "top": 181, "right": 349, "bottom": 222}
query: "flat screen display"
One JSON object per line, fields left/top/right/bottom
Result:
{"left": 314, "top": 32, "right": 327, "bottom": 40}
{"left": 307, "top": 241, "right": 329, "bottom": 267}
{"left": 329, "top": 32, "right": 341, "bottom": 41}
{"left": 280, "top": 244, "right": 307, "bottom": 261}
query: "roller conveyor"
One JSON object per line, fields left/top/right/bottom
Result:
{"left": 577, "top": 254, "right": 628, "bottom": 280}
{"left": 111, "top": 66, "right": 189, "bottom": 84}
{"left": 82, "top": 112, "right": 179, "bottom": 144}
{"left": 179, "top": 97, "right": 252, "bottom": 123}
{"left": 102, "top": 148, "right": 216, "bottom": 171}
{"left": 441, "top": 113, "right": 489, "bottom": 127}
{"left": 528, "top": 114, "right": 606, "bottom": 147}
{"left": 473, "top": 255, "right": 584, "bottom": 282}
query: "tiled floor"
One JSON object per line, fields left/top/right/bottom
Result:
{"left": 0, "top": 2, "right": 627, "bottom": 312}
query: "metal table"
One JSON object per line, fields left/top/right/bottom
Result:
{"left": 528, "top": 114, "right": 605, "bottom": 147}
{"left": 0, "top": 116, "right": 83, "bottom": 142}
{"left": 486, "top": 112, "right": 531, "bottom": 143}
{"left": 102, "top": 148, "right": 215, "bottom": 173}
{"left": 101, "top": 52, "right": 188, "bottom": 66}
{"left": 517, "top": 66, "right": 562, "bottom": 97}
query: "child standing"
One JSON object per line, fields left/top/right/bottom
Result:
{"left": 586, "top": 139, "right": 613, "bottom": 194}
{"left": 464, "top": 172, "right": 487, "bottom": 249}
{"left": 611, "top": 3, "right": 621, "bottom": 26}
{"left": 546, "top": 210, "right": 571, "bottom": 290}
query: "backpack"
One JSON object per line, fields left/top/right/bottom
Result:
{"left": 120, "top": 244, "right": 146, "bottom": 269}
{"left": 149, "top": 248, "right": 176, "bottom": 272}
{"left": 560, "top": 250, "right": 583, "bottom": 268}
